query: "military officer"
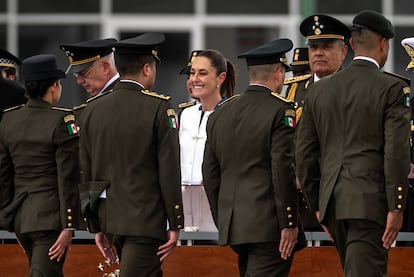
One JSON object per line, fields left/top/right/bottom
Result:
{"left": 203, "top": 38, "right": 306, "bottom": 277}
{"left": 0, "top": 54, "right": 81, "bottom": 276}
{"left": 60, "top": 38, "right": 119, "bottom": 126}
{"left": 0, "top": 47, "right": 21, "bottom": 81}
{"left": 78, "top": 33, "right": 183, "bottom": 277}
{"left": 284, "top": 14, "right": 350, "bottom": 123}
{"left": 401, "top": 37, "right": 414, "bottom": 233}
{"left": 284, "top": 14, "right": 351, "bottom": 233}
{"left": 296, "top": 10, "right": 411, "bottom": 276}
{"left": 0, "top": 48, "right": 27, "bottom": 120}
{"left": 290, "top": 47, "right": 311, "bottom": 77}
{"left": 177, "top": 50, "right": 203, "bottom": 120}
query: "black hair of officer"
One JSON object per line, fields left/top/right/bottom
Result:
{"left": 300, "top": 14, "right": 351, "bottom": 45}
{"left": 21, "top": 54, "right": 66, "bottom": 99}
{"left": 60, "top": 38, "right": 117, "bottom": 74}
{"left": 112, "top": 33, "right": 165, "bottom": 77}
{"left": 238, "top": 38, "right": 293, "bottom": 70}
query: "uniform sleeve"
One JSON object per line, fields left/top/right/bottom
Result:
{"left": 295, "top": 95, "right": 321, "bottom": 213}
{"left": 156, "top": 101, "right": 184, "bottom": 231}
{"left": 271, "top": 103, "right": 299, "bottom": 229}
{"left": 0, "top": 123, "right": 14, "bottom": 210}
{"left": 53, "top": 112, "right": 81, "bottom": 230}
{"left": 384, "top": 82, "right": 411, "bottom": 212}
{"left": 202, "top": 117, "right": 220, "bottom": 227}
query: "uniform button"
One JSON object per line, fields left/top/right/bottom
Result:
{"left": 178, "top": 225, "right": 182, "bottom": 229}
{"left": 86, "top": 227, "right": 89, "bottom": 231}
{"left": 398, "top": 195, "right": 403, "bottom": 200}
{"left": 288, "top": 214, "right": 292, "bottom": 219}
{"left": 84, "top": 218, "right": 87, "bottom": 222}
{"left": 286, "top": 207, "right": 292, "bottom": 212}
{"left": 68, "top": 223, "right": 72, "bottom": 227}
{"left": 177, "top": 215, "right": 182, "bottom": 219}
{"left": 398, "top": 187, "right": 403, "bottom": 192}
{"left": 397, "top": 204, "right": 402, "bottom": 209}
{"left": 175, "top": 205, "right": 180, "bottom": 209}
{"left": 68, "top": 216, "right": 72, "bottom": 220}
{"left": 67, "top": 208, "right": 72, "bottom": 213}
{"left": 288, "top": 222, "right": 293, "bottom": 227}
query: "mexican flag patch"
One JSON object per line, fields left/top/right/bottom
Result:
{"left": 67, "top": 123, "right": 78, "bottom": 135}
{"left": 167, "top": 108, "right": 178, "bottom": 129}
{"left": 284, "top": 109, "right": 296, "bottom": 128}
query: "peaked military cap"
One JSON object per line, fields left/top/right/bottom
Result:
{"left": 0, "top": 48, "right": 20, "bottom": 70}
{"left": 113, "top": 33, "right": 165, "bottom": 63}
{"left": 179, "top": 50, "right": 203, "bottom": 75}
{"left": 300, "top": 14, "right": 351, "bottom": 44}
{"left": 352, "top": 10, "right": 394, "bottom": 38}
{"left": 60, "top": 38, "right": 117, "bottom": 74}
{"left": 290, "top": 47, "right": 310, "bottom": 73}
{"left": 21, "top": 54, "right": 65, "bottom": 82}
{"left": 238, "top": 38, "right": 293, "bottom": 70}
{"left": 401, "top": 37, "right": 414, "bottom": 71}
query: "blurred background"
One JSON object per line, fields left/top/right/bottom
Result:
{"left": 1, "top": 0, "right": 413, "bottom": 109}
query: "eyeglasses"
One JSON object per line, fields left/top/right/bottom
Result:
{"left": 73, "top": 62, "right": 97, "bottom": 79}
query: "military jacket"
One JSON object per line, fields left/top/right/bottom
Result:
{"left": 203, "top": 85, "right": 306, "bottom": 248}
{"left": 0, "top": 98, "right": 81, "bottom": 232}
{"left": 79, "top": 81, "right": 184, "bottom": 240}
{"left": 296, "top": 60, "right": 411, "bottom": 226}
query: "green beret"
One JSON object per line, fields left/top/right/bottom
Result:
{"left": 352, "top": 10, "right": 394, "bottom": 39}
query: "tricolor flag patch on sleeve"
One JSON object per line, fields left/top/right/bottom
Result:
{"left": 284, "top": 109, "right": 296, "bottom": 128}
{"left": 67, "top": 123, "right": 79, "bottom": 135}
{"left": 167, "top": 108, "right": 179, "bottom": 129}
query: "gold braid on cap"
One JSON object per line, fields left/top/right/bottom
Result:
{"left": 404, "top": 44, "right": 414, "bottom": 70}
{"left": 68, "top": 55, "right": 101, "bottom": 65}
{"left": 307, "top": 34, "right": 345, "bottom": 41}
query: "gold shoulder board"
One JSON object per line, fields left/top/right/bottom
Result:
{"left": 3, "top": 104, "right": 24, "bottom": 113}
{"left": 383, "top": 71, "right": 411, "bottom": 86}
{"left": 86, "top": 90, "right": 113, "bottom": 104}
{"left": 141, "top": 89, "right": 171, "bottom": 100}
{"left": 51, "top": 107, "right": 72, "bottom": 112}
{"left": 284, "top": 74, "right": 312, "bottom": 85}
{"left": 73, "top": 103, "right": 87, "bottom": 111}
{"left": 178, "top": 101, "right": 196, "bottom": 109}
{"left": 271, "top": 92, "right": 295, "bottom": 103}
{"left": 218, "top": 94, "right": 240, "bottom": 107}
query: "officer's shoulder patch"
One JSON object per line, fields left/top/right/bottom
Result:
{"left": 217, "top": 94, "right": 240, "bottom": 107}
{"left": 3, "top": 104, "right": 24, "bottom": 113}
{"left": 63, "top": 114, "right": 75, "bottom": 123}
{"left": 86, "top": 90, "right": 113, "bottom": 104}
{"left": 178, "top": 101, "right": 196, "bottom": 109}
{"left": 141, "top": 89, "right": 171, "bottom": 100}
{"left": 271, "top": 92, "right": 295, "bottom": 103}
{"left": 51, "top": 107, "right": 72, "bottom": 112}
{"left": 283, "top": 74, "right": 312, "bottom": 85}
{"left": 73, "top": 103, "right": 87, "bottom": 111}
{"left": 383, "top": 71, "right": 411, "bottom": 86}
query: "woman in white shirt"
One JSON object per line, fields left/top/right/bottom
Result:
{"left": 179, "top": 49, "right": 235, "bottom": 232}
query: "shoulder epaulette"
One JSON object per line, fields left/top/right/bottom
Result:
{"left": 3, "top": 104, "right": 24, "bottom": 113}
{"left": 73, "top": 103, "right": 87, "bottom": 111}
{"left": 284, "top": 74, "right": 312, "bottom": 85}
{"left": 51, "top": 107, "right": 72, "bottom": 112}
{"left": 218, "top": 94, "right": 240, "bottom": 107}
{"left": 383, "top": 71, "right": 411, "bottom": 86}
{"left": 271, "top": 92, "right": 295, "bottom": 103}
{"left": 178, "top": 101, "right": 196, "bottom": 109}
{"left": 86, "top": 89, "right": 113, "bottom": 104}
{"left": 141, "top": 89, "right": 171, "bottom": 100}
